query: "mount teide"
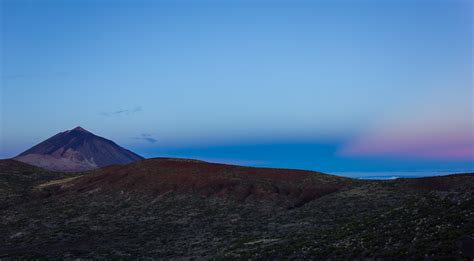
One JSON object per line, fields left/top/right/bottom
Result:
{"left": 14, "top": 127, "right": 144, "bottom": 172}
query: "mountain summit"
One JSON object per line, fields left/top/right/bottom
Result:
{"left": 14, "top": 127, "right": 144, "bottom": 172}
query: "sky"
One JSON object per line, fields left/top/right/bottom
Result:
{"left": 1, "top": 0, "right": 473, "bottom": 175}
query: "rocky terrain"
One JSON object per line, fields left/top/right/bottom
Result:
{"left": 14, "top": 127, "right": 143, "bottom": 172}
{"left": 0, "top": 158, "right": 473, "bottom": 259}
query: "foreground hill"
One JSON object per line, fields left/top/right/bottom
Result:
{"left": 0, "top": 160, "right": 79, "bottom": 208}
{"left": 56, "top": 158, "right": 351, "bottom": 208}
{"left": 0, "top": 159, "right": 472, "bottom": 259}
{"left": 14, "top": 127, "right": 144, "bottom": 172}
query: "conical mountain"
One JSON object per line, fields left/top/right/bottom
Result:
{"left": 14, "top": 127, "right": 144, "bottom": 172}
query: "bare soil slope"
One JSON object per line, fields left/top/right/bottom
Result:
{"left": 60, "top": 158, "right": 350, "bottom": 207}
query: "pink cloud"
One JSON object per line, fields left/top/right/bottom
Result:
{"left": 340, "top": 132, "right": 474, "bottom": 160}
{"left": 339, "top": 85, "right": 474, "bottom": 161}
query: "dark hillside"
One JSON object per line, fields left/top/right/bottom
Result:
{"left": 0, "top": 159, "right": 472, "bottom": 259}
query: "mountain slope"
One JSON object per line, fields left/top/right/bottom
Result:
{"left": 14, "top": 127, "right": 143, "bottom": 172}
{"left": 53, "top": 158, "right": 351, "bottom": 207}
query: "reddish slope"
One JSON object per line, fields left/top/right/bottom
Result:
{"left": 60, "top": 158, "right": 351, "bottom": 206}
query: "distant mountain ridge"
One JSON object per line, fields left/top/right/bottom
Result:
{"left": 14, "top": 127, "right": 143, "bottom": 172}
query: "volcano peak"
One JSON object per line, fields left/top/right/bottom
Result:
{"left": 71, "top": 126, "right": 89, "bottom": 132}
{"left": 14, "top": 127, "right": 143, "bottom": 172}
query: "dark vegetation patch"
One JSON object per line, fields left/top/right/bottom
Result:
{"left": 0, "top": 159, "right": 473, "bottom": 259}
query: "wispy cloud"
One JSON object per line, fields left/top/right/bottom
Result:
{"left": 134, "top": 133, "right": 158, "bottom": 143}
{"left": 100, "top": 106, "right": 142, "bottom": 117}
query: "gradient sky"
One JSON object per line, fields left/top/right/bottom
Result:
{"left": 1, "top": 0, "right": 473, "bottom": 174}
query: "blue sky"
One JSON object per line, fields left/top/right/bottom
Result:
{"left": 1, "top": 0, "right": 473, "bottom": 174}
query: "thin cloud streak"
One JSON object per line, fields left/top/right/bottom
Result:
{"left": 134, "top": 133, "right": 158, "bottom": 143}
{"left": 100, "top": 106, "right": 142, "bottom": 117}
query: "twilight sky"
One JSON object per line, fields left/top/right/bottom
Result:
{"left": 1, "top": 0, "right": 473, "bottom": 174}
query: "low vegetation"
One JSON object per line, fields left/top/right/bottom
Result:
{"left": 0, "top": 159, "right": 472, "bottom": 259}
